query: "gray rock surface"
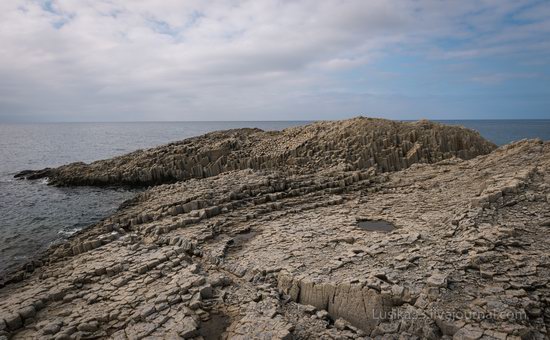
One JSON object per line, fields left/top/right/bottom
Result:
{"left": 2, "top": 119, "right": 549, "bottom": 339}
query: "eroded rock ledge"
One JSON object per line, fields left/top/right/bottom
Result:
{"left": 2, "top": 119, "right": 549, "bottom": 340}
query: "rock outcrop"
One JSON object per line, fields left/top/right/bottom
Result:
{"left": 15, "top": 117, "right": 495, "bottom": 186}
{"left": 2, "top": 118, "right": 549, "bottom": 339}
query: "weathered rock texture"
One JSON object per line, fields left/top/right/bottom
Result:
{"left": 15, "top": 117, "right": 495, "bottom": 186}
{"left": 3, "top": 118, "right": 549, "bottom": 340}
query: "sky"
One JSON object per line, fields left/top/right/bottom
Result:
{"left": 0, "top": 0, "right": 549, "bottom": 122}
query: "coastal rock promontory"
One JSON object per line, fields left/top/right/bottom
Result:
{"left": 2, "top": 118, "right": 549, "bottom": 339}
{"left": 15, "top": 117, "right": 496, "bottom": 186}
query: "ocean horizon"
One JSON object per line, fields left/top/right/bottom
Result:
{"left": 3, "top": 1, "right": 549, "bottom": 336}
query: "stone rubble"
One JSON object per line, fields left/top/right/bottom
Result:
{"left": 2, "top": 118, "right": 549, "bottom": 339}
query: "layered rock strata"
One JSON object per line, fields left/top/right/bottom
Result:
{"left": 2, "top": 119, "right": 549, "bottom": 339}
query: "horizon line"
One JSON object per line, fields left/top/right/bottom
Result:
{"left": 2, "top": 118, "right": 550, "bottom": 124}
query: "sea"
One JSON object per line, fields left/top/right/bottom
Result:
{"left": 0, "top": 120, "right": 549, "bottom": 276}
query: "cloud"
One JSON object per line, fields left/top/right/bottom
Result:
{"left": 0, "top": 0, "right": 548, "bottom": 121}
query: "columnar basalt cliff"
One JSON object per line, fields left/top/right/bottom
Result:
{"left": 3, "top": 118, "right": 549, "bottom": 340}
{"left": 16, "top": 117, "right": 496, "bottom": 187}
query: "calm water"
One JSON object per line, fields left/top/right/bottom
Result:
{"left": 0, "top": 120, "right": 548, "bottom": 276}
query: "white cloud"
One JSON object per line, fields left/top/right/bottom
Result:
{"left": 0, "top": 0, "right": 548, "bottom": 121}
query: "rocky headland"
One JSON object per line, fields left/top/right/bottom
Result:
{"left": 2, "top": 117, "right": 549, "bottom": 339}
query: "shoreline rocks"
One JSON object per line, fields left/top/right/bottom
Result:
{"left": 2, "top": 118, "right": 549, "bottom": 339}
